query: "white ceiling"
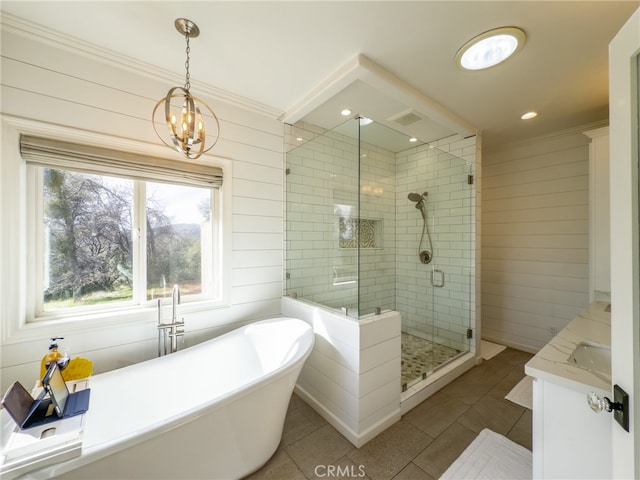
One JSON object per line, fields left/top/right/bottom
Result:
{"left": 1, "top": 1, "right": 638, "bottom": 148}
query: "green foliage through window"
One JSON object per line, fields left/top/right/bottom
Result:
{"left": 41, "top": 169, "right": 212, "bottom": 311}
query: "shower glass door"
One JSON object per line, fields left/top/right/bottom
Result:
{"left": 397, "top": 141, "right": 473, "bottom": 390}
{"left": 425, "top": 151, "right": 473, "bottom": 380}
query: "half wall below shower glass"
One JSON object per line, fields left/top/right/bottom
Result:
{"left": 285, "top": 118, "right": 475, "bottom": 390}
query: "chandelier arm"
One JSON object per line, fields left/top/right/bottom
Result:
{"left": 164, "top": 87, "right": 190, "bottom": 154}
{"left": 152, "top": 96, "right": 179, "bottom": 151}
{"left": 191, "top": 95, "right": 220, "bottom": 155}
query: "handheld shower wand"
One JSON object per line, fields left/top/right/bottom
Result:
{"left": 407, "top": 192, "right": 433, "bottom": 264}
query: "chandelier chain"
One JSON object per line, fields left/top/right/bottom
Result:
{"left": 184, "top": 34, "right": 191, "bottom": 92}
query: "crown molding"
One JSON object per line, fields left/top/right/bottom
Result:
{"left": 1, "top": 12, "right": 283, "bottom": 120}
{"left": 484, "top": 119, "right": 609, "bottom": 154}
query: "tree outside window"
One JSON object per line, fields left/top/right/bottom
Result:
{"left": 42, "top": 168, "right": 213, "bottom": 312}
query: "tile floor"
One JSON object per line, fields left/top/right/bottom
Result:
{"left": 246, "top": 348, "right": 533, "bottom": 480}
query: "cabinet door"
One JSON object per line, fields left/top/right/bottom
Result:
{"left": 533, "top": 379, "right": 611, "bottom": 479}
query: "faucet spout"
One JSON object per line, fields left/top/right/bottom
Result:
{"left": 170, "top": 285, "right": 183, "bottom": 354}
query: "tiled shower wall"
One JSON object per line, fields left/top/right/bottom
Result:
{"left": 285, "top": 123, "right": 476, "bottom": 351}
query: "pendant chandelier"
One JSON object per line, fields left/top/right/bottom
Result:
{"left": 153, "top": 18, "right": 219, "bottom": 159}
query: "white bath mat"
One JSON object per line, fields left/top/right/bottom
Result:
{"left": 439, "top": 428, "right": 532, "bottom": 480}
{"left": 480, "top": 340, "right": 506, "bottom": 360}
{"left": 505, "top": 375, "right": 533, "bottom": 410}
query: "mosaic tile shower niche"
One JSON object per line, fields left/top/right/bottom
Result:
{"left": 285, "top": 117, "right": 476, "bottom": 390}
{"left": 339, "top": 217, "right": 382, "bottom": 249}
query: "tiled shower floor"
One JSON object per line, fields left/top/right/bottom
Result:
{"left": 401, "top": 333, "right": 462, "bottom": 389}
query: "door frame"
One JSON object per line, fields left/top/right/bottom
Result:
{"left": 609, "top": 7, "right": 640, "bottom": 478}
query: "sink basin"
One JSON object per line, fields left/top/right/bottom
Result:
{"left": 568, "top": 342, "right": 611, "bottom": 375}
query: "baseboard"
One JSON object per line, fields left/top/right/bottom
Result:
{"left": 294, "top": 385, "right": 360, "bottom": 446}
{"left": 293, "top": 385, "right": 400, "bottom": 448}
{"left": 356, "top": 406, "right": 401, "bottom": 447}
{"left": 480, "top": 335, "right": 538, "bottom": 355}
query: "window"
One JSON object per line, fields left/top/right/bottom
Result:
{"left": 22, "top": 135, "right": 224, "bottom": 321}
{"left": 144, "top": 182, "right": 212, "bottom": 301}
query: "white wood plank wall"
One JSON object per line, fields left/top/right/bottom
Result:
{"left": 282, "top": 297, "right": 401, "bottom": 447}
{"left": 481, "top": 128, "right": 597, "bottom": 352}
{"left": 0, "top": 21, "right": 285, "bottom": 390}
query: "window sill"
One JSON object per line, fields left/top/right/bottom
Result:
{"left": 5, "top": 299, "right": 228, "bottom": 345}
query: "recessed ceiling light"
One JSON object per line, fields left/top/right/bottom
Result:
{"left": 409, "top": 137, "right": 418, "bottom": 143}
{"left": 296, "top": 137, "right": 304, "bottom": 142}
{"left": 455, "top": 27, "right": 526, "bottom": 71}
{"left": 341, "top": 109, "right": 352, "bottom": 116}
{"left": 521, "top": 111, "right": 538, "bottom": 120}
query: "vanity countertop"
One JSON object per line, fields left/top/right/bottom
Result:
{"left": 525, "top": 300, "right": 611, "bottom": 392}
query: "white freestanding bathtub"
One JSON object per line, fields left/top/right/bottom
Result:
{"left": 27, "top": 317, "right": 314, "bottom": 480}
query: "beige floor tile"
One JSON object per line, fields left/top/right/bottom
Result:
{"left": 436, "top": 360, "right": 512, "bottom": 404}
{"left": 436, "top": 376, "right": 493, "bottom": 405}
{"left": 392, "top": 462, "right": 435, "bottom": 480}
{"left": 309, "top": 455, "right": 373, "bottom": 480}
{"left": 282, "top": 396, "right": 328, "bottom": 446}
{"left": 507, "top": 409, "right": 533, "bottom": 450}
{"left": 403, "top": 391, "right": 471, "bottom": 438}
{"left": 244, "top": 448, "right": 306, "bottom": 480}
{"left": 285, "top": 424, "right": 356, "bottom": 478}
{"left": 493, "top": 348, "right": 534, "bottom": 368}
{"left": 456, "top": 394, "right": 525, "bottom": 436}
{"left": 413, "top": 422, "right": 477, "bottom": 479}
{"left": 487, "top": 368, "right": 529, "bottom": 401}
{"left": 348, "top": 420, "right": 433, "bottom": 480}
{"left": 250, "top": 347, "right": 534, "bottom": 480}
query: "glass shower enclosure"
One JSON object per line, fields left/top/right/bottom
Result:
{"left": 285, "top": 117, "right": 475, "bottom": 391}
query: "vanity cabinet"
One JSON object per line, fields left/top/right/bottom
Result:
{"left": 531, "top": 377, "right": 611, "bottom": 479}
{"left": 584, "top": 127, "right": 610, "bottom": 302}
{"left": 526, "top": 301, "right": 612, "bottom": 479}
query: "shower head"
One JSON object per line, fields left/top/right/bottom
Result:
{"left": 408, "top": 192, "right": 428, "bottom": 203}
{"left": 408, "top": 192, "right": 428, "bottom": 218}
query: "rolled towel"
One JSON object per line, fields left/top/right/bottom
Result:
{"left": 61, "top": 357, "right": 94, "bottom": 381}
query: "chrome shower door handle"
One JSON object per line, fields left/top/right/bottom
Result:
{"left": 431, "top": 269, "right": 445, "bottom": 288}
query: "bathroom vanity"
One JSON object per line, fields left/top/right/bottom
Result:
{"left": 525, "top": 301, "right": 612, "bottom": 479}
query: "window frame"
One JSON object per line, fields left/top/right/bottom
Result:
{"left": 1, "top": 116, "right": 232, "bottom": 343}
{"left": 28, "top": 170, "right": 220, "bottom": 320}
